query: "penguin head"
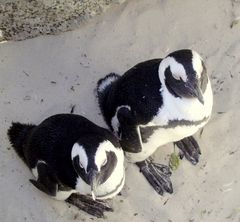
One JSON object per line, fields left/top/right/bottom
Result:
{"left": 71, "top": 135, "right": 122, "bottom": 199}
{"left": 159, "top": 49, "right": 208, "bottom": 104}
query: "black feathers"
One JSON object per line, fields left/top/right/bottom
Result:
{"left": 97, "top": 59, "right": 163, "bottom": 128}
{"left": 168, "top": 49, "right": 195, "bottom": 75}
{"left": 7, "top": 122, "right": 36, "bottom": 164}
{"left": 7, "top": 114, "right": 120, "bottom": 190}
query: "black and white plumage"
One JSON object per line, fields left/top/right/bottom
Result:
{"left": 96, "top": 49, "right": 213, "bottom": 195}
{"left": 8, "top": 114, "right": 125, "bottom": 217}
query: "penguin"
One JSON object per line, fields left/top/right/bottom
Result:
{"left": 7, "top": 114, "right": 125, "bottom": 218}
{"left": 96, "top": 49, "right": 213, "bottom": 195}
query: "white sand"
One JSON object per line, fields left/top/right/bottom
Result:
{"left": 1, "top": 0, "right": 240, "bottom": 221}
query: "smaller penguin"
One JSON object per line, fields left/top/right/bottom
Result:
{"left": 8, "top": 114, "right": 125, "bottom": 218}
{"left": 96, "top": 49, "right": 213, "bottom": 195}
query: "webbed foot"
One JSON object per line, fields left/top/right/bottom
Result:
{"left": 174, "top": 136, "right": 201, "bottom": 165}
{"left": 136, "top": 159, "right": 173, "bottom": 195}
{"left": 66, "top": 193, "right": 113, "bottom": 218}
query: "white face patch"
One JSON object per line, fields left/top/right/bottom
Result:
{"left": 31, "top": 160, "right": 47, "bottom": 179}
{"left": 71, "top": 143, "right": 88, "bottom": 172}
{"left": 192, "top": 50, "right": 203, "bottom": 79}
{"left": 111, "top": 105, "right": 131, "bottom": 136}
{"left": 159, "top": 56, "right": 188, "bottom": 83}
{"left": 94, "top": 141, "right": 116, "bottom": 171}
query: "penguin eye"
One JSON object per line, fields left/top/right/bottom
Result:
{"left": 102, "top": 159, "right": 107, "bottom": 166}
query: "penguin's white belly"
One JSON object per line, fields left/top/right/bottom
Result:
{"left": 125, "top": 121, "right": 207, "bottom": 163}
{"left": 122, "top": 80, "right": 212, "bottom": 163}
{"left": 125, "top": 83, "right": 212, "bottom": 163}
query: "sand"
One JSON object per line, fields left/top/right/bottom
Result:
{"left": 1, "top": 0, "right": 240, "bottom": 221}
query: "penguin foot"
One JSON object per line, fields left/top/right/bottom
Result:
{"left": 136, "top": 160, "right": 173, "bottom": 195}
{"left": 66, "top": 193, "right": 113, "bottom": 218}
{"left": 174, "top": 136, "right": 201, "bottom": 165}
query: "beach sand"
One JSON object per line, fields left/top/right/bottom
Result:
{"left": 1, "top": 0, "right": 240, "bottom": 221}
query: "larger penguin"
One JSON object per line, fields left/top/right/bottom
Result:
{"left": 96, "top": 49, "right": 213, "bottom": 195}
{"left": 8, "top": 114, "right": 125, "bottom": 217}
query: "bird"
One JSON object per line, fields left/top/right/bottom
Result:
{"left": 7, "top": 113, "right": 125, "bottom": 218}
{"left": 96, "top": 49, "right": 213, "bottom": 195}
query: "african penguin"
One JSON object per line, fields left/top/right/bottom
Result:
{"left": 96, "top": 49, "right": 213, "bottom": 195}
{"left": 8, "top": 114, "right": 125, "bottom": 217}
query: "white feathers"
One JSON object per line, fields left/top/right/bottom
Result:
{"left": 111, "top": 113, "right": 120, "bottom": 136}
{"left": 127, "top": 75, "right": 213, "bottom": 163}
{"left": 157, "top": 50, "right": 213, "bottom": 123}
{"left": 32, "top": 166, "right": 38, "bottom": 179}
{"left": 31, "top": 160, "right": 47, "bottom": 179}
{"left": 71, "top": 143, "right": 88, "bottom": 172}
{"left": 92, "top": 146, "right": 125, "bottom": 200}
{"left": 154, "top": 78, "right": 213, "bottom": 123}
{"left": 159, "top": 56, "right": 188, "bottom": 82}
{"left": 71, "top": 140, "right": 125, "bottom": 200}
{"left": 94, "top": 141, "right": 113, "bottom": 171}
{"left": 91, "top": 191, "right": 96, "bottom": 201}
{"left": 192, "top": 50, "right": 203, "bottom": 79}
{"left": 54, "top": 190, "right": 76, "bottom": 201}
{"left": 111, "top": 105, "right": 131, "bottom": 137}
{"left": 97, "top": 74, "right": 119, "bottom": 93}
{"left": 74, "top": 142, "right": 125, "bottom": 200}
{"left": 126, "top": 50, "right": 213, "bottom": 163}
{"left": 159, "top": 50, "right": 204, "bottom": 81}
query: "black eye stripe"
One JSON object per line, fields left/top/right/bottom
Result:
{"left": 73, "top": 156, "right": 83, "bottom": 175}
{"left": 98, "top": 151, "right": 117, "bottom": 184}
{"left": 72, "top": 155, "right": 90, "bottom": 184}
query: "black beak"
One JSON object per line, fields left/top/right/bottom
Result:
{"left": 87, "top": 169, "right": 99, "bottom": 200}
{"left": 185, "top": 82, "right": 204, "bottom": 105}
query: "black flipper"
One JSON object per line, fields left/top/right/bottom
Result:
{"left": 136, "top": 159, "right": 173, "bottom": 195}
{"left": 117, "top": 107, "right": 142, "bottom": 153}
{"left": 66, "top": 193, "right": 113, "bottom": 218}
{"left": 30, "top": 161, "right": 58, "bottom": 197}
{"left": 174, "top": 136, "right": 201, "bottom": 165}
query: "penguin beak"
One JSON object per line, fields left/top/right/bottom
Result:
{"left": 88, "top": 169, "right": 99, "bottom": 200}
{"left": 185, "top": 82, "right": 204, "bottom": 105}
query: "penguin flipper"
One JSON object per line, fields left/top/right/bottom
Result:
{"left": 136, "top": 159, "right": 173, "bottom": 195}
{"left": 117, "top": 107, "right": 142, "bottom": 153}
{"left": 29, "top": 179, "right": 57, "bottom": 196}
{"left": 30, "top": 161, "right": 57, "bottom": 196}
{"left": 66, "top": 193, "right": 113, "bottom": 218}
{"left": 174, "top": 136, "right": 201, "bottom": 165}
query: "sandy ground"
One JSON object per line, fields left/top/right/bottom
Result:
{"left": 1, "top": 0, "right": 240, "bottom": 221}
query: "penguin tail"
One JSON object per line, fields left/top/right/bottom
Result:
{"left": 7, "top": 122, "right": 36, "bottom": 162}
{"left": 96, "top": 72, "right": 120, "bottom": 109}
